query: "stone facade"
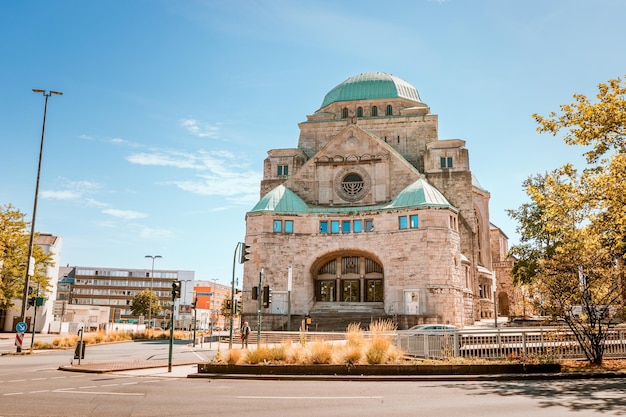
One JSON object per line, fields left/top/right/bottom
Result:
{"left": 242, "top": 72, "right": 506, "bottom": 330}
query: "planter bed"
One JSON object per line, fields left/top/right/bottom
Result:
{"left": 197, "top": 363, "right": 561, "bottom": 376}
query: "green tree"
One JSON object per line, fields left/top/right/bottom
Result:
{"left": 0, "top": 204, "right": 53, "bottom": 313}
{"left": 509, "top": 77, "right": 626, "bottom": 364}
{"left": 130, "top": 289, "right": 162, "bottom": 319}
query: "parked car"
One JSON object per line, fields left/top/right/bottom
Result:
{"left": 401, "top": 324, "right": 458, "bottom": 336}
{"left": 407, "top": 324, "right": 458, "bottom": 331}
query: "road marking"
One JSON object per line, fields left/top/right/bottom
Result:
{"left": 79, "top": 385, "right": 97, "bottom": 389}
{"left": 52, "top": 389, "right": 144, "bottom": 396}
{"left": 238, "top": 396, "right": 384, "bottom": 400}
{"left": 3, "top": 392, "right": 24, "bottom": 396}
{"left": 8, "top": 379, "right": 26, "bottom": 383}
{"left": 101, "top": 384, "right": 120, "bottom": 387}
{"left": 121, "top": 382, "right": 138, "bottom": 386}
{"left": 29, "top": 390, "right": 50, "bottom": 394}
{"left": 31, "top": 377, "right": 47, "bottom": 381}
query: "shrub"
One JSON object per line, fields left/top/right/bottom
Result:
{"left": 308, "top": 341, "right": 333, "bottom": 364}
{"left": 340, "top": 344, "right": 363, "bottom": 365}
{"left": 366, "top": 337, "right": 389, "bottom": 364}
{"left": 363, "top": 319, "right": 396, "bottom": 364}
{"left": 225, "top": 349, "right": 243, "bottom": 365}
{"left": 345, "top": 323, "right": 364, "bottom": 347}
{"left": 270, "top": 344, "right": 287, "bottom": 362}
{"left": 385, "top": 345, "right": 405, "bottom": 363}
{"left": 286, "top": 344, "right": 308, "bottom": 364}
{"left": 245, "top": 346, "right": 273, "bottom": 364}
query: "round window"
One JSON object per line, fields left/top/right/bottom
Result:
{"left": 342, "top": 173, "right": 364, "bottom": 196}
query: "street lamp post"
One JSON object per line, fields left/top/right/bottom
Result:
{"left": 145, "top": 255, "right": 162, "bottom": 329}
{"left": 17, "top": 89, "right": 62, "bottom": 353}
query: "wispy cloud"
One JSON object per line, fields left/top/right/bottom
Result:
{"left": 180, "top": 118, "right": 220, "bottom": 138}
{"left": 127, "top": 149, "right": 262, "bottom": 200}
{"left": 102, "top": 209, "right": 148, "bottom": 220}
{"left": 138, "top": 226, "right": 175, "bottom": 240}
{"left": 127, "top": 150, "right": 206, "bottom": 170}
{"left": 40, "top": 190, "right": 82, "bottom": 200}
{"left": 41, "top": 179, "right": 103, "bottom": 201}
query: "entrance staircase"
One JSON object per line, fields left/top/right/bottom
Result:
{"left": 304, "top": 302, "right": 390, "bottom": 332}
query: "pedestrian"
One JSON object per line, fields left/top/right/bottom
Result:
{"left": 241, "top": 321, "right": 251, "bottom": 348}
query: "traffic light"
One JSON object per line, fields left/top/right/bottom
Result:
{"left": 191, "top": 299, "right": 197, "bottom": 309}
{"left": 262, "top": 285, "right": 271, "bottom": 308}
{"left": 28, "top": 297, "right": 35, "bottom": 307}
{"left": 225, "top": 299, "right": 232, "bottom": 310}
{"left": 240, "top": 243, "right": 251, "bottom": 263}
{"left": 235, "top": 299, "right": 242, "bottom": 314}
{"left": 172, "top": 280, "right": 181, "bottom": 299}
{"left": 251, "top": 286, "right": 258, "bottom": 300}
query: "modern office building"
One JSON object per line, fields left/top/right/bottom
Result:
{"left": 57, "top": 266, "right": 194, "bottom": 327}
{"left": 241, "top": 72, "right": 511, "bottom": 331}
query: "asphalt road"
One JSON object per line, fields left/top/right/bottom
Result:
{"left": 1, "top": 337, "right": 625, "bottom": 417}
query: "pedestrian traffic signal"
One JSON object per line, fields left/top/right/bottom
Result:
{"left": 240, "top": 243, "right": 251, "bottom": 263}
{"left": 262, "top": 285, "right": 271, "bottom": 308}
{"left": 172, "top": 280, "right": 182, "bottom": 299}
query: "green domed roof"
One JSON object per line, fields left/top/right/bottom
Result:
{"left": 249, "top": 178, "right": 455, "bottom": 216}
{"left": 384, "top": 178, "right": 454, "bottom": 210}
{"left": 320, "top": 72, "right": 422, "bottom": 108}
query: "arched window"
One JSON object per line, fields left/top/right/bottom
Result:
{"left": 357, "top": 107, "right": 363, "bottom": 117}
{"left": 371, "top": 106, "right": 378, "bottom": 116}
{"left": 386, "top": 105, "right": 392, "bottom": 115}
{"left": 342, "top": 108, "right": 349, "bottom": 118}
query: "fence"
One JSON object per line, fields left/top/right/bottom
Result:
{"left": 395, "top": 327, "right": 626, "bottom": 360}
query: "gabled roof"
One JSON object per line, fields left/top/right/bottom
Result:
{"left": 248, "top": 178, "right": 456, "bottom": 215}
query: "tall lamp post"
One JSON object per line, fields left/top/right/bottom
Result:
{"left": 145, "top": 255, "right": 162, "bottom": 329}
{"left": 18, "top": 89, "right": 62, "bottom": 352}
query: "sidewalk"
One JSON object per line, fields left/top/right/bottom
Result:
{"left": 59, "top": 359, "right": 200, "bottom": 374}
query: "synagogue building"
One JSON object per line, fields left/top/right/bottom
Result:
{"left": 241, "top": 72, "right": 511, "bottom": 330}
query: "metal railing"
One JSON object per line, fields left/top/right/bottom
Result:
{"left": 395, "top": 327, "right": 626, "bottom": 360}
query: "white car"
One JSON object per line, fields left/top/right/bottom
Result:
{"left": 409, "top": 324, "right": 457, "bottom": 331}
{"left": 403, "top": 324, "right": 458, "bottom": 335}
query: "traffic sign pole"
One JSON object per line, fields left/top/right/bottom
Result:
{"left": 15, "top": 332, "right": 24, "bottom": 350}
{"left": 15, "top": 321, "right": 27, "bottom": 353}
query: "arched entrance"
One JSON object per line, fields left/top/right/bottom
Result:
{"left": 314, "top": 254, "right": 384, "bottom": 303}
{"left": 498, "top": 292, "right": 510, "bottom": 317}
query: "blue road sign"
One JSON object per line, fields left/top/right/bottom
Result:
{"left": 16, "top": 321, "right": 27, "bottom": 333}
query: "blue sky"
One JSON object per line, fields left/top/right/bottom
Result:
{"left": 1, "top": 0, "right": 625, "bottom": 284}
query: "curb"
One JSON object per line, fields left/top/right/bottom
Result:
{"left": 187, "top": 371, "right": 626, "bottom": 382}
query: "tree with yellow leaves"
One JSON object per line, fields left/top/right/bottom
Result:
{"left": 509, "top": 77, "right": 626, "bottom": 364}
{"left": 0, "top": 204, "right": 54, "bottom": 317}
